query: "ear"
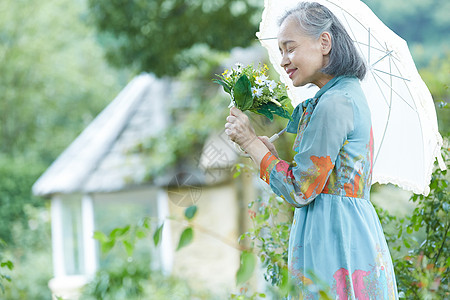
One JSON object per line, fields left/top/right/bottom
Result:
{"left": 320, "top": 32, "right": 332, "bottom": 55}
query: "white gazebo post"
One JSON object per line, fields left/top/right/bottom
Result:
{"left": 81, "top": 194, "right": 97, "bottom": 277}
{"left": 51, "top": 196, "right": 65, "bottom": 278}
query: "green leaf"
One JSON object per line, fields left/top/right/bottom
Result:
{"left": 234, "top": 75, "right": 253, "bottom": 111}
{"left": 256, "top": 102, "right": 292, "bottom": 121}
{"left": 236, "top": 251, "right": 256, "bottom": 285}
{"left": 0, "top": 260, "right": 13, "bottom": 271}
{"left": 184, "top": 205, "right": 198, "bottom": 220}
{"left": 406, "top": 226, "right": 413, "bottom": 234}
{"left": 153, "top": 223, "right": 164, "bottom": 247}
{"left": 141, "top": 217, "right": 151, "bottom": 229}
{"left": 256, "top": 106, "right": 274, "bottom": 121}
{"left": 123, "top": 240, "right": 134, "bottom": 257}
{"left": 110, "top": 225, "right": 130, "bottom": 239}
{"left": 213, "top": 79, "right": 231, "bottom": 95}
{"left": 93, "top": 231, "right": 108, "bottom": 243}
{"left": 403, "top": 239, "right": 411, "bottom": 248}
{"left": 268, "top": 102, "right": 293, "bottom": 120}
{"left": 176, "top": 227, "right": 194, "bottom": 251}
{"left": 102, "top": 240, "right": 115, "bottom": 254}
{"left": 136, "top": 229, "right": 147, "bottom": 239}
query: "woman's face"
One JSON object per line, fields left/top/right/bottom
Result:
{"left": 277, "top": 16, "right": 331, "bottom": 88}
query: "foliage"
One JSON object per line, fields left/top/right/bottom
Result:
{"left": 83, "top": 263, "right": 215, "bottom": 300}
{"left": 2, "top": 205, "right": 52, "bottom": 299}
{"left": 0, "top": 0, "right": 128, "bottom": 297}
{"left": 128, "top": 52, "right": 231, "bottom": 181}
{"left": 0, "top": 155, "right": 45, "bottom": 245}
{"left": 376, "top": 141, "right": 449, "bottom": 299}
{"left": 89, "top": 205, "right": 208, "bottom": 299}
{"left": 419, "top": 53, "right": 450, "bottom": 135}
{"left": 362, "top": 0, "right": 450, "bottom": 67}
{"left": 87, "top": 0, "right": 263, "bottom": 77}
{"left": 94, "top": 205, "right": 198, "bottom": 265}
{"left": 0, "top": 0, "right": 127, "bottom": 161}
{"left": 236, "top": 251, "right": 256, "bottom": 285}
{"left": 214, "top": 63, "right": 293, "bottom": 120}
{"left": 0, "top": 0, "right": 128, "bottom": 247}
{"left": 82, "top": 259, "right": 151, "bottom": 300}
{"left": 0, "top": 239, "right": 13, "bottom": 294}
{"left": 241, "top": 195, "right": 292, "bottom": 291}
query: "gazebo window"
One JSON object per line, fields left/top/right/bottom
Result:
{"left": 92, "top": 188, "right": 161, "bottom": 270}
{"left": 61, "top": 197, "right": 85, "bottom": 275}
{"left": 51, "top": 188, "right": 169, "bottom": 280}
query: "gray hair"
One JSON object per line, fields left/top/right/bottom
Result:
{"left": 279, "top": 2, "right": 366, "bottom": 80}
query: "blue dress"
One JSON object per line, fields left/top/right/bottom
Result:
{"left": 259, "top": 76, "right": 398, "bottom": 299}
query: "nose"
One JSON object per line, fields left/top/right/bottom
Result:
{"left": 280, "top": 52, "right": 289, "bottom": 69}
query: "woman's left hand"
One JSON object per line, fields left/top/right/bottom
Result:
{"left": 225, "top": 107, "right": 258, "bottom": 151}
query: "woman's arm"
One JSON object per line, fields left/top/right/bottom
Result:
{"left": 264, "top": 94, "right": 354, "bottom": 207}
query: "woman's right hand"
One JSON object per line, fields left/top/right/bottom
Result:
{"left": 258, "top": 136, "right": 280, "bottom": 159}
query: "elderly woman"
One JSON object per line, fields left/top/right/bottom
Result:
{"left": 225, "top": 2, "right": 398, "bottom": 299}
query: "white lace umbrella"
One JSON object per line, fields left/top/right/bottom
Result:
{"left": 257, "top": 0, "right": 445, "bottom": 195}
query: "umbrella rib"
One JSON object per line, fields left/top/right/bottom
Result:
{"left": 370, "top": 71, "right": 390, "bottom": 107}
{"left": 372, "top": 69, "right": 411, "bottom": 81}
{"left": 390, "top": 58, "right": 420, "bottom": 112}
{"left": 371, "top": 73, "right": 391, "bottom": 166}
{"left": 341, "top": 11, "right": 366, "bottom": 63}
{"left": 368, "top": 28, "right": 370, "bottom": 65}
{"left": 353, "top": 41, "right": 387, "bottom": 54}
{"left": 371, "top": 50, "right": 394, "bottom": 67}
{"left": 325, "top": 0, "right": 393, "bottom": 58}
{"left": 341, "top": 10, "right": 398, "bottom": 69}
{"left": 372, "top": 72, "right": 417, "bottom": 112}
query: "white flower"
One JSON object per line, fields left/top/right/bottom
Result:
{"left": 234, "top": 62, "right": 243, "bottom": 74}
{"left": 255, "top": 74, "right": 268, "bottom": 86}
{"left": 251, "top": 87, "right": 263, "bottom": 98}
{"left": 267, "top": 80, "right": 277, "bottom": 92}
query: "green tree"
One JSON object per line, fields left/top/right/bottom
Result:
{"left": 0, "top": 0, "right": 129, "bottom": 297}
{"left": 0, "top": 0, "right": 127, "bottom": 161}
{"left": 0, "top": 0, "right": 128, "bottom": 243}
{"left": 87, "top": 0, "right": 263, "bottom": 77}
{"left": 0, "top": 156, "right": 44, "bottom": 245}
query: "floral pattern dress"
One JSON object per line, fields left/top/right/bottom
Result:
{"left": 260, "top": 76, "right": 398, "bottom": 299}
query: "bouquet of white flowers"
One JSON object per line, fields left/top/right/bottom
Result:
{"left": 214, "top": 63, "right": 292, "bottom": 121}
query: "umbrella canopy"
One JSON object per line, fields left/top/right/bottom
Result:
{"left": 257, "top": 0, "right": 445, "bottom": 195}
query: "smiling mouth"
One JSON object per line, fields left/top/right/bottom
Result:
{"left": 286, "top": 68, "right": 297, "bottom": 79}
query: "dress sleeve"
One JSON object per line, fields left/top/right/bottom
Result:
{"left": 260, "top": 94, "right": 354, "bottom": 207}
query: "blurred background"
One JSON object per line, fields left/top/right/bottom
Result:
{"left": 0, "top": 0, "right": 448, "bottom": 299}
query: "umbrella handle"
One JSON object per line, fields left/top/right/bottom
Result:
{"left": 268, "top": 128, "right": 287, "bottom": 143}
{"left": 234, "top": 128, "right": 286, "bottom": 157}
